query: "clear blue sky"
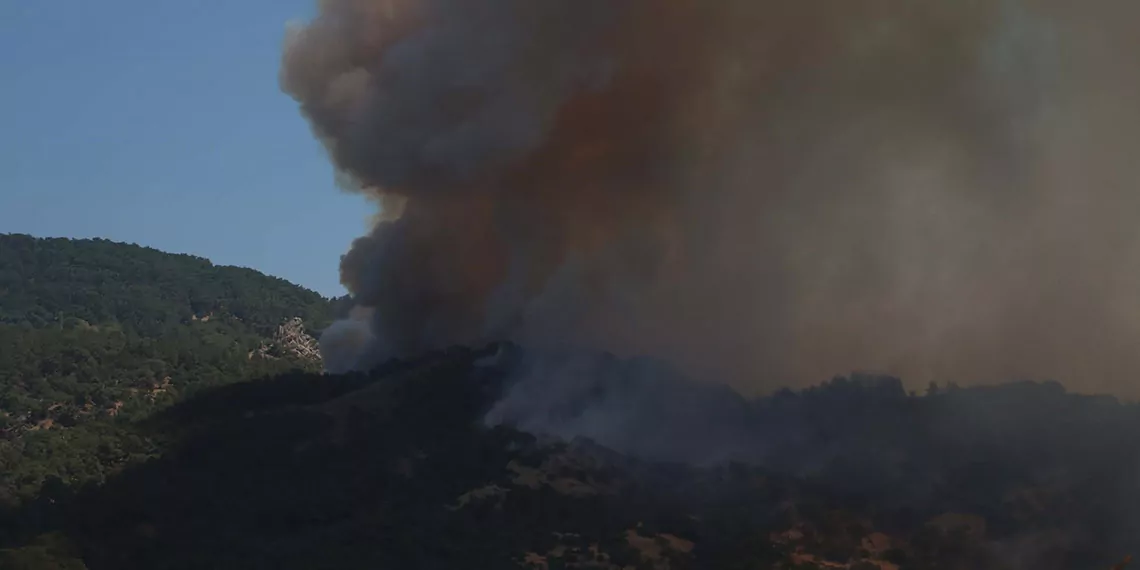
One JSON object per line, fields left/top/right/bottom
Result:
{"left": 0, "top": 0, "right": 370, "bottom": 297}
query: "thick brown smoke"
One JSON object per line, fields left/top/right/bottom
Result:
{"left": 284, "top": 0, "right": 1140, "bottom": 396}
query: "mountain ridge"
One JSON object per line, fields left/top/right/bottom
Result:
{"left": 1, "top": 235, "right": 1137, "bottom": 570}
{"left": 0, "top": 233, "right": 341, "bottom": 335}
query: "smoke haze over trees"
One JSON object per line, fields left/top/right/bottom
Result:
{"left": 1, "top": 239, "right": 1138, "bottom": 569}
{"left": 5, "top": 343, "right": 1140, "bottom": 570}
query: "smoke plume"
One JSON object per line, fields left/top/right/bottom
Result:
{"left": 283, "top": 0, "right": 1140, "bottom": 396}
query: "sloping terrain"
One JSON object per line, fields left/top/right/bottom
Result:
{"left": 0, "top": 235, "right": 336, "bottom": 507}
{"left": 1, "top": 237, "right": 1137, "bottom": 570}
{"left": 0, "top": 234, "right": 336, "bottom": 335}
{"left": 2, "top": 344, "right": 1137, "bottom": 570}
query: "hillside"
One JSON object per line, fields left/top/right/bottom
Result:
{"left": 1, "top": 345, "right": 1137, "bottom": 570}
{"left": 1, "top": 236, "right": 1137, "bottom": 570}
{"left": 0, "top": 234, "right": 335, "bottom": 334}
{"left": 0, "top": 235, "right": 337, "bottom": 506}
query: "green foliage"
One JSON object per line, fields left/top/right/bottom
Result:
{"left": 0, "top": 235, "right": 335, "bottom": 507}
{"left": 0, "top": 321, "right": 313, "bottom": 430}
{"left": 0, "top": 234, "right": 334, "bottom": 335}
{"left": 0, "top": 422, "right": 159, "bottom": 505}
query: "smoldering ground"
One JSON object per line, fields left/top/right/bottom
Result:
{"left": 282, "top": 0, "right": 1140, "bottom": 397}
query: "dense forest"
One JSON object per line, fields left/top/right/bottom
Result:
{"left": 0, "top": 234, "right": 334, "bottom": 334}
{"left": 0, "top": 235, "right": 337, "bottom": 510}
{"left": 1, "top": 235, "right": 1136, "bottom": 570}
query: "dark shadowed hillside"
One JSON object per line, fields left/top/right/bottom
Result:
{"left": 1, "top": 238, "right": 1136, "bottom": 570}
{"left": 2, "top": 344, "right": 1138, "bottom": 570}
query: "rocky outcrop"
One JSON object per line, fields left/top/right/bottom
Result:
{"left": 255, "top": 317, "right": 322, "bottom": 363}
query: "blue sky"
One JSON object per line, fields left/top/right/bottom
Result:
{"left": 0, "top": 0, "right": 370, "bottom": 297}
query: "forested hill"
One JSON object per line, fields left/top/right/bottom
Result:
{"left": 1, "top": 235, "right": 1137, "bottom": 569}
{"left": 0, "top": 234, "right": 340, "bottom": 508}
{"left": 0, "top": 233, "right": 335, "bottom": 334}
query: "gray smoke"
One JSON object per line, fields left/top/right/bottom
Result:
{"left": 282, "top": 0, "right": 1140, "bottom": 397}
